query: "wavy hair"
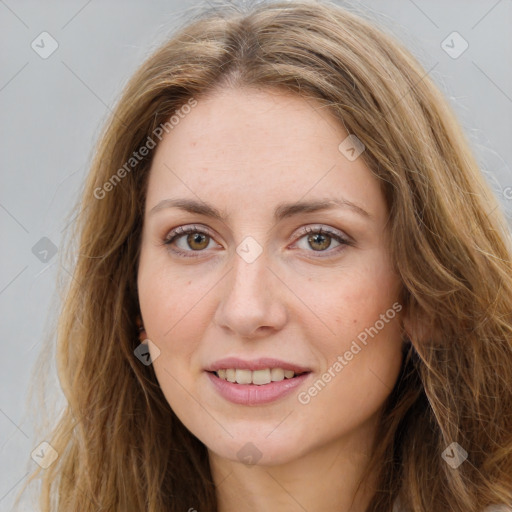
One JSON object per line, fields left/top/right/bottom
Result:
{"left": 16, "top": 0, "right": 512, "bottom": 510}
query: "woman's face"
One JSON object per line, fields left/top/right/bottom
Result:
{"left": 137, "top": 87, "right": 404, "bottom": 466}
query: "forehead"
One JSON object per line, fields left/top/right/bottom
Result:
{"left": 145, "top": 87, "right": 384, "bottom": 220}
{"left": 153, "top": 87, "right": 341, "bottom": 165}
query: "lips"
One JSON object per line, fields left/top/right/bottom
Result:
{"left": 204, "top": 357, "right": 312, "bottom": 404}
{"left": 206, "top": 370, "right": 311, "bottom": 405}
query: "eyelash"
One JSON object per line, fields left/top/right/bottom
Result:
{"left": 161, "top": 224, "right": 352, "bottom": 259}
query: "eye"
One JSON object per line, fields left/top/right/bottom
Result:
{"left": 162, "top": 225, "right": 218, "bottom": 258}
{"left": 293, "top": 225, "right": 352, "bottom": 257}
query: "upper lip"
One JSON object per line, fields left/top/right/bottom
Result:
{"left": 205, "top": 357, "right": 312, "bottom": 373}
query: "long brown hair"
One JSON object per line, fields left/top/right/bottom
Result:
{"left": 16, "top": 0, "right": 512, "bottom": 510}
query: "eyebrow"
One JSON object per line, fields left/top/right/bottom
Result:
{"left": 149, "top": 197, "right": 371, "bottom": 222}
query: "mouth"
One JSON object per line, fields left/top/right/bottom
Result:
{"left": 204, "top": 357, "right": 312, "bottom": 405}
{"left": 208, "top": 368, "right": 310, "bottom": 385}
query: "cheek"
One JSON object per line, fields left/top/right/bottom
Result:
{"left": 138, "top": 266, "right": 205, "bottom": 418}
{"left": 293, "top": 307, "right": 403, "bottom": 451}
{"left": 306, "top": 262, "right": 401, "bottom": 350}
{"left": 301, "top": 260, "right": 403, "bottom": 403}
{"left": 138, "top": 251, "right": 208, "bottom": 342}
{"left": 137, "top": 259, "right": 205, "bottom": 383}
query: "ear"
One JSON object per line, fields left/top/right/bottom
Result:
{"left": 136, "top": 315, "right": 147, "bottom": 342}
{"left": 400, "top": 300, "right": 438, "bottom": 349}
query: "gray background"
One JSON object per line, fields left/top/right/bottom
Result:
{"left": 1, "top": 0, "right": 511, "bottom": 509}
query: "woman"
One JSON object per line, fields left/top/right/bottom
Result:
{"left": 17, "top": 0, "right": 512, "bottom": 510}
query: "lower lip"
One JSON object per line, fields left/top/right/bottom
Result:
{"left": 206, "top": 371, "right": 311, "bottom": 405}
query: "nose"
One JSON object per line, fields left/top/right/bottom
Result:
{"left": 213, "top": 243, "right": 288, "bottom": 340}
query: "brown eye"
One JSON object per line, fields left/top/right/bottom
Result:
{"left": 163, "top": 225, "right": 217, "bottom": 257}
{"left": 294, "top": 226, "right": 351, "bottom": 257}
{"left": 186, "top": 232, "right": 210, "bottom": 250}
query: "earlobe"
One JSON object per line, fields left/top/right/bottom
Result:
{"left": 400, "top": 302, "right": 437, "bottom": 350}
{"left": 136, "top": 315, "right": 147, "bottom": 341}
{"left": 401, "top": 305, "right": 421, "bottom": 345}
{"left": 401, "top": 312, "right": 413, "bottom": 343}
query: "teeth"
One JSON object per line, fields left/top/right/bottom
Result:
{"left": 215, "top": 368, "right": 301, "bottom": 385}
{"left": 252, "top": 369, "right": 271, "bottom": 385}
{"left": 235, "top": 369, "right": 252, "bottom": 385}
{"left": 270, "top": 368, "right": 284, "bottom": 381}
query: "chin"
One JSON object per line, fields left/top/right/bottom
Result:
{"left": 201, "top": 426, "right": 310, "bottom": 467}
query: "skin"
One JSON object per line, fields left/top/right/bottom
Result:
{"left": 137, "top": 86, "right": 405, "bottom": 512}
